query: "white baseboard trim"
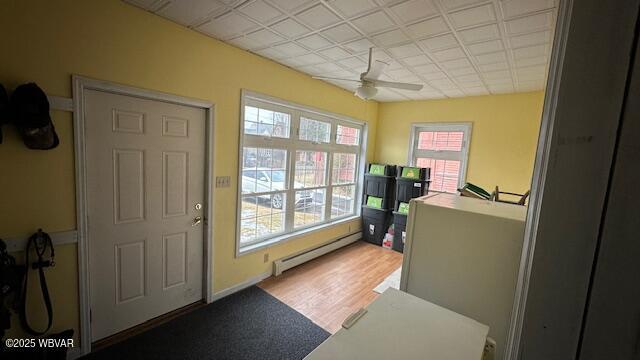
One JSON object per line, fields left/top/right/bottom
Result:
{"left": 210, "top": 271, "right": 272, "bottom": 302}
{"left": 273, "top": 232, "right": 361, "bottom": 276}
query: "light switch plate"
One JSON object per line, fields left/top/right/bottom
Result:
{"left": 215, "top": 176, "right": 231, "bottom": 188}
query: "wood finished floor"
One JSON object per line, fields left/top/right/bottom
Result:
{"left": 258, "top": 241, "right": 403, "bottom": 334}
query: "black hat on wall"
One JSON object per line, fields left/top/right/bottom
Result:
{"left": 10, "top": 83, "right": 59, "bottom": 150}
{"left": 0, "top": 84, "right": 8, "bottom": 144}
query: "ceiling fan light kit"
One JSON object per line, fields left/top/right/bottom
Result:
{"left": 355, "top": 85, "right": 378, "bottom": 100}
{"left": 313, "top": 48, "right": 423, "bottom": 101}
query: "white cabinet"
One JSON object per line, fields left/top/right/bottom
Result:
{"left": 400, "top": 193, "right": 526, "bottom": 360}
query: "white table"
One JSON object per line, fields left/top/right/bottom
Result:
{"left": 305, "top": 288, "right": 489, "bottom": 360}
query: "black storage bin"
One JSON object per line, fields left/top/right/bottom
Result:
{"left": 362, "top": 207, "right": 391, "bottom": 246}
{"left": 396, "top": 178, "right": 430, "bottom": 203}
{"left": 364, "top": 174, "right": 395, "bottom": 209}
{"left": 392, "top": 212, "right": 408, "bottom": 253}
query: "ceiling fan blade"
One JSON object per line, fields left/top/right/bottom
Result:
{"left": 312, "top": 76, "right": 361, "bottom": 83}
{"left": 371, "top": 80, "right": 423, "bottom": 91}
{"left": 362, "top": 60, "right": 387, "bottom": 81}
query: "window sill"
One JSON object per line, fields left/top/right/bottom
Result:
{"left": 237, "top": 215, "right": 361, "bottom": 257}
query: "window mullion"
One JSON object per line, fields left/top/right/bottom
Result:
{"left": 284, "top": 111, "right": 300, "bottom": 233}
{"left": 325, "top": 151, "right": 334, "bottom": 221}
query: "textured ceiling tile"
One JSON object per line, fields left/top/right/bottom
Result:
{"left": 505, "top": 12, "right": 553, "bottom": 35}
{"left": 389, "top": 0, "right": 438, "bottom": 23}
{"left": 388, "top": 43, "right": 423, "bottom": 58}
{"left": 513, "top": 44, "right": 547, "bottom": 59}
{"left": 458, "top": 24, "right": 500, "bottom": 44}
{"left": 420, "top": 33, "right": 459, "bottom": 51}
{"left": 296, "top": 4, "right": 341, "bottom": 29}
{"left": 515, "top": 56, "right": 547, "bottom": 68}
{"left": 402, "top": 54, "right": 432, "bottom": 66}
{"left": 228, "top": 35, "right": 262, "bottom": 50}
{"left": 413, "top": 63, "right": 441, "bottom": 74}
{"left": 467, "top": 39, "right": 504, "bottom": 55}
{"left": 510, "top": 30, "right": 551, "bottom": 48}
{"left": 352, "top": 11, "right": 396, "bottom": 34}
{"left": 433, "top": 47, "right": 466, "bottom": 61}
{"left": 321, "top": 23, "right": 361, "bottom": 43}
{"left": 328, "top": 0, "right": 378, "bottom": 18}
{"left": 406, "top": 17, "right": 450, "bottom": 39}
{"left": 343, "top": 38, "right": 375, "bottom": 54}
{"left": 270, "top": 0, "right": 314, "bottom": 12}
{"left": 440, "top": 58, "right": 472, "bottom": 70}
{"left": 448, "top": 66, "right": 476, "bottom": 76}
{"left": 272, "top": 42, "right": 308, "bottom": 56}
{"left": 422, "top": 71, "right": 449, "bottom": 80}
{"left": 319, "top": 46, "right": 352, "bottom": 60}
{"left": 238, "top": 0, "right": 284, "bottom": 23}
{"left": 246, "top": 29, "right": 286, "bottom": 46}
{"left": 484, "top": 70, "right": 511, "bottom": 80}
{"left": 501, "top": 0, "right": 555, "bottom": 19}
{"left": 475, "top": 51, "right": 507, "bottom": 65}
{"left": 296, "top": 53, "right": 327, "bottom": 65}
{"left": 197, "top": 12, "right": 258, "bottom": 39}
{"left": 441, "top": 0, "right": 487, "bottom": 11}
{"left": 372, "top": 29, "right": 410, "bottom": 46}
{"left": 255, "top": 47, "right": 287, "bottom": 59}
{"left": 315, "top": 62, "right": 344, "bottom": 73}
{"left": 297, "top": 34, "right": 333, "bottom": 49}
{"left": 479, "top": 62, "right": 509, "bottom": 72}
{"left": 271, "top": 18, "right": 310, "bottom": 38}
{"left": 338, "top": 57, "right": 368, "bottom": 69}
{"left": 448, "top": 4, "right": 496, "bottom": 29}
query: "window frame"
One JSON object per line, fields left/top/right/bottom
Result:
{"left": 407, "top": 122, "right": 472, "bottom": 192}
{"left": 237, "top": 90, "right": 367, "bottom": 255}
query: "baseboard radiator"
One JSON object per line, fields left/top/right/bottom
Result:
{"left": 273, "top": 232, "right": 361, "bottom": 276}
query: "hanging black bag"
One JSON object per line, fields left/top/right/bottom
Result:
{"left": 20, "top": 229, "right": 55, "bottom": 335}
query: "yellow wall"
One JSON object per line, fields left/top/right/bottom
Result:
{"left": 0, "top": 0, "right": 377, "bottom": 339}
{"left": 0, "top": 0, "right": 544, "bottom": 344}
{"left": 375, "top": 92, "right": 544, "bottom": 193}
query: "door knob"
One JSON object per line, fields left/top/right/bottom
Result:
{"left": 192, "top": 216, "right": 202, "bottom": 226}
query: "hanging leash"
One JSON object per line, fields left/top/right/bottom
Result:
{"left": 20, "top": 229, "right": 55, "bottom": 335}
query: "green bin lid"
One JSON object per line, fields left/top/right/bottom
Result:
{"left": 366, "top": 196, "right": 383, "bottom": 208}
{"left": 398, "top": 202, "right": 410, "bottom": 214}
{"left": 369, "top": 164, "right": 386, "bottom": 175}
{"left": 401, "top": 167, "right": 421, "bottom": 179}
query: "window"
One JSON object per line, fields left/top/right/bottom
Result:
{"left": 238, "top": 93, "right": 365, "bottom": 252}
{"left": 408, "top": 123, "right": 471, "bottom": 193}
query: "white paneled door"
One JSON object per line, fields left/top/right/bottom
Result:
{"left": 85, "top": 90, "right": 206, "bottom": 341}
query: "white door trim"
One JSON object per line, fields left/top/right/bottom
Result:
{"left": 72, "top": 75, "right": 215, "bottom": 356}
{"left": 503, "top": 0, "right": 570, "bottom": 358}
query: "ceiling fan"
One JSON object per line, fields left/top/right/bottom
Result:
{"left": 313, "top": 48, "right": 424, "bottom": 100}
